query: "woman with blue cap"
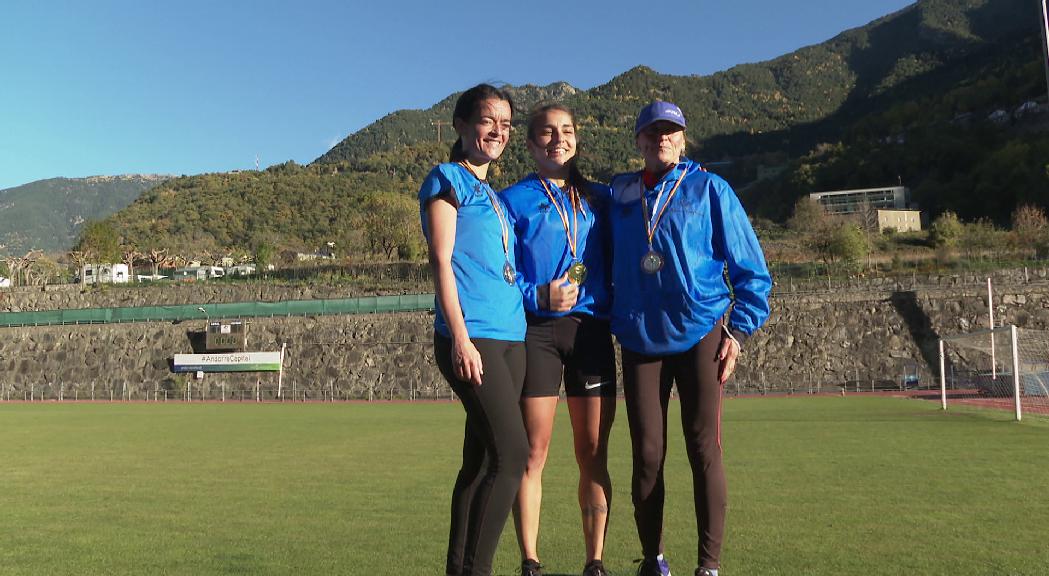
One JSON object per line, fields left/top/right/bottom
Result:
{"left": 500, "top": 103, "right": 616, "bottom": 576}
{"left": 608, "top": 101, "right": 772, "bottom": 576}
{"left": 418, "top": 83, "right": 529, "bottom": 576}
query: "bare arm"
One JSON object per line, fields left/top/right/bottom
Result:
{"left": 426, "top": 196, "right": 483, "bottom": 386}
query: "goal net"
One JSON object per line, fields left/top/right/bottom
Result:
{"left": 939, "top": 325, "right": 1049, "bottom": 420}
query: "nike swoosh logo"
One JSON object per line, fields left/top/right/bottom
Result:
{"left": 583, "top": 380, "right": 612, "bottom": 391}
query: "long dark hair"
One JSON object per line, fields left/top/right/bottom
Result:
{"left": 449, "top": 83, "right": 515, "bottom": 163}
{"left": 527, "top": 103, "right": 591, "bottom": 201}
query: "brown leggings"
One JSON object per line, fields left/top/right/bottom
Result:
{"left": 621, "top": 323, "right": 726, "bottom": 570}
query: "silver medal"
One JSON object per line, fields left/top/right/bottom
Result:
{"left": 641, "top": 250, "right": 664, "bottom": 274}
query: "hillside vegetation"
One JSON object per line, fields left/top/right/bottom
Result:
{"left": 0, "top": 175, "right": 169, "bottom": 255}
{"left": 96, "top": 0, "right": 1046, "bottom": 264}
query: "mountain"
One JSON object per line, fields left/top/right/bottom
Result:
{"left": 0, "top": 175, "right": 171, "bottom": 255}
{"left": 315, "top": 82, "right": 580, "bottom": 165}
{"left": 315, "top": 0, "right": 1038, "bottom": 183}
{"left": 105, "top": 0, "right": 1047, "bottom": 257}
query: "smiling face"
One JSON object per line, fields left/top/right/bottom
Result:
{"left": 453, "top": 98, "right": 512, "bottom": 165}
{"left": 636, "top": 120, "right": 686, "bottom": 172}
{"left": 526, "top": 108, "right": 577, "bottom": 178}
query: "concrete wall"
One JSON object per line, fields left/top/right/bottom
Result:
{"left": 2, "top": 270, "right": 1048, "bottom": 400}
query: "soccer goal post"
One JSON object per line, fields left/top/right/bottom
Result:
{"left": 939, "top": 325, "right": 1049, "bottom": 421}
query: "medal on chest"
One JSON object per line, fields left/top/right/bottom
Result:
{"left": 639, "top": 168, "right": 685, "bottom": 275}
{"left": 461, "top": 162, "right": 516, "bottom": 285}
{"left": 539, "top": 178, "right": 587, "bottom": 285}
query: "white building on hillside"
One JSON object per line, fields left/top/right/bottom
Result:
{"left": 876, "top": 209, "right": 922, "bottom": 233}
{"left": 809, "top": 186, "right": 910, "bottom": 215}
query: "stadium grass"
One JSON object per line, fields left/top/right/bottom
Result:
{"left": 0, "top": 397, "right": 1046, "bottom": 576}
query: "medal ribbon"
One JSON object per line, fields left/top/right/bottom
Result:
{"left": 537, "top": 177, "right": 581, "bottom": 260}
{"left": 640, "top": 164, "right": 687, "bottom": 247}
{"left": 460, "top": 162, "right": 510, "bottom": 263}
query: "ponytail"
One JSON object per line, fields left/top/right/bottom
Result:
{"left": 567, "top": 160, "right": 593, "bottom": 204}
{"left": 449, "top": 138, "right": 466, "bottom": 162}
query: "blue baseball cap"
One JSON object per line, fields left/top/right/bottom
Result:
{"left": 635, "top": 101, "right": 687, "bottom": 134}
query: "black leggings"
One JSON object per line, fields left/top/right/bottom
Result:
{"left": 435, "top": 334, "right": 528, "bottom": 576}
{"left": 621, "top": 323, "right": 726, "bottom": 570}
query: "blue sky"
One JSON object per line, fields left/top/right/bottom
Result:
{"left": 0, "top": 0, "right": 915, "bottom": 190}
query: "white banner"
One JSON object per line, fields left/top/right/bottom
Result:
{"left": 173, "top": 352, "right": 283, "bottom": 373}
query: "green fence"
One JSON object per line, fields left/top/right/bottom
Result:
{"left": 0, "top": 294, "right": 436, "bottom": 328}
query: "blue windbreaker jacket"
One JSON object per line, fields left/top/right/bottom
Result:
{"left": 608, "top": 159, "right": 771, "bottom": 355}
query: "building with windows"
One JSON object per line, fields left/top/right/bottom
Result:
{"left": 875, "top": 209, "right": 922, "bottom": 233}
{"left": 808, "top": 186, "right": 909, "bottom": 215}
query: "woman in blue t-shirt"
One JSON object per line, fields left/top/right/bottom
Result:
{"left": 418, "top": 84, "right": 528, "bottom": 576}
{"left": 500, "top": 104, "right": 615, "bottom": 576}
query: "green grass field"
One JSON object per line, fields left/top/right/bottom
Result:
{"left": 1, "top": 397, "right": 1046, "bottom": 576}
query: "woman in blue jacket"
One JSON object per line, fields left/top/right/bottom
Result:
{"left": 608, "top": 101, "right": 772, "bottom": 576}
{"left": 418, "top": 83, "right": 528, "bottom": 576}
{"left": 500, "top": 104, "right": 616, "bottom": 576}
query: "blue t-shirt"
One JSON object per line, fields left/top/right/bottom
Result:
{"left": 500, "top": 174, "right": 612, "bottom": 319}
{"left": 418, "top": 162, "right": 526, "bottom": 342}
{"left": 608, "top": 159, "right": 772, "bottom": 355}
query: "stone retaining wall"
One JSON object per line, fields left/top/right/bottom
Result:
{"left": 2, "top": 274, "right": 1048, "bottom": 399}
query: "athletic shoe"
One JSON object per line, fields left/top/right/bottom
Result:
{"left": 583, "top": 559, "right": 609, "bottom": 576}
{"left": 637, "top": 556, "right": 671, "bottom": 576}
{"left": 521, "top": 559, "right": 544, "bottom": 576}
{"left": 695, "top": 569, "right": 718, "bottom": 576}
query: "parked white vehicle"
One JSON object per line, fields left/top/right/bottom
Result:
{"left": 228, "top": 264, "right": 256, "bottom": 277}
{"left": 173, "top": 266, "right": 225, "bottom": 281}
{"left": 0, "top": 276, "right": 10, "bottom": 288}
{"left": 80, "top": 263, "right": 129, "bottom": 285}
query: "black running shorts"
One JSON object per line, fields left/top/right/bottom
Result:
{"left": 522, "top": 313, "right": 617, "bottom": 398}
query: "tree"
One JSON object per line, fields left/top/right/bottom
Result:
{"left": 1011, "top": 204, "right": 1048, "bottom": 254}
{"left": 2, "top": 256, "right": 21, "bottom": 287}
{"left": 961, "top": 219, "right": 1004, "bottom": 260}
{"left": 1012, "top": 204, "right": 1048, "bottom": 235}
{"left": 68, "top": 250, "right": 87, "bottom": 287}
{"left": 787, "top": 197, "right": 826, "bottom": 234}
{"left": 26, "top": 255, "right": 62, "bottom": 286}
{"left": 358, "top": 192, "right": 422, "bottom": 260}
{"left": 929, "top": 211, "right": 963, "bottom": 248}
{"left": 121, "top": 243, "right": 141, "bottom": 283}
{"left": 75, "top": 220, "right": 121, "bottom": 265}
{"left": 252, "top": 239, "right": 275, "bottom": 273}
{"left": 828, "top": 223, "right": 868, "bottom": 271}
{"left": 145, "top": 248, "right": 172, "bottom": 278}
{"left": 3, "top": 251, "right": 42, "bottom": 287}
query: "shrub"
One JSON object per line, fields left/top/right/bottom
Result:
{"left": 930, "top": 211, "right": 963, "bottom": 248}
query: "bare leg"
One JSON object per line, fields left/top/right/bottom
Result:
{"left": 513, "top": 396, "right": 559, "bottom": 563}
{"left": 567, "top": 395, "right": 616, "bottom": 562}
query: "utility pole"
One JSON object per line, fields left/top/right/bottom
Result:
{"left": 431, "top": 120, "right": 449, "bottom": 142}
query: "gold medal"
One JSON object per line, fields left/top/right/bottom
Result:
{"left": 567, "top": 261, "right": 588, "bottom": 285}
{"left": 503, "top": 262, "right": 516, "bottom": 285}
